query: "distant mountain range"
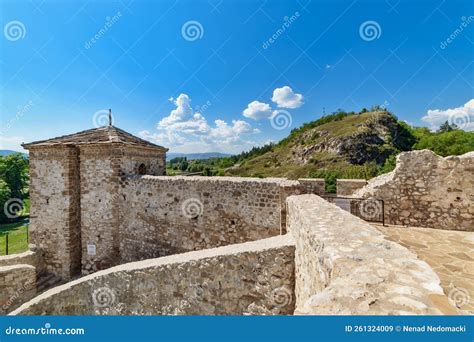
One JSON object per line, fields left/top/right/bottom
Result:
{"left": 0, "top": 149, "right": 229, "bottom": 161}
{"left": 0, "top": 150, "right": 27, "bottom": 157}
{"left": 167, "top": 152, "right": 232, "bottom": 160}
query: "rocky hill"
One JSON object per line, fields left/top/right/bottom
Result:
{"left": 225, "top": 111, "right": 415, "bottom": 179}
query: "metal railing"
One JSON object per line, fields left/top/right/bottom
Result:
{"left": 322, "top": 196, "right": 385, "bottom": 225}
{"left": 1, "top": 224, "right": 29, "bottom": 256}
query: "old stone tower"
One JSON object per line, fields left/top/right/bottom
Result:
{"left": 22, "top": 125, "right": 167, "bottom": 280}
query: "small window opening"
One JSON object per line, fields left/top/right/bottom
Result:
{"left": 138, "top": 163, "right": 147, "bottom": 175}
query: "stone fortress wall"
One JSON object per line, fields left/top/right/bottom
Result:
{"left": 28, "top": 146, "right": 81, "bottom": 280}
{"left": 12, "top": 235, "right": 296, "bottom": 315}
{"left": 13, "top": 194, "right": 458, "bottom": 315}
{"left": 117, "top": 176, "right": 293, "bottom": 264}
{"left": 354, "top": 150, "right": 474, "bottom": 231}
{"left": 287, "top": 195, "right": 456, "bottom": 315}
{"left": 79, "top": 145, "right": 167, "bottom": 275}
{"left": 0, "top": 247, "right": 42, "bottom": 314}
{"left": 79, "top": 175, "right": 329, "bottom": 274}
{"left": 5, "top": 140, "right": 472, "bottom": 315}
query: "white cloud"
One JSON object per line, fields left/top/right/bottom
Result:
{"left": 271, "top": 86, "right": 304, "bottom": 109}
{"left": 242, "top": 101, "right": 273, "bottom": 120}
{"left": 139, "top": 94, "right": 260, "bottom": 154}
{"left": 158, "top": 94, "right": 193, "bottom": 127}
{"left": 422, "top": 99, "right": 474, "bottom": 131}
{"left": 209, "top": 119, "right": 260, "bottom": 142}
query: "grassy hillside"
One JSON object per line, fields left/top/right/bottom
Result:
{"left": 226, "top": 110, "right": 411, "bottom": 179}
{"left": 166, "top": 108, "right": 474, "bottom": 191}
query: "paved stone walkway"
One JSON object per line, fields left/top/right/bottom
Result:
{"left": 373, "top": 224, "right": 474, "bottom": 314}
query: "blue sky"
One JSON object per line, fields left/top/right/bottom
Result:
{"left": 1, "top": 0, "right": 473, "bottom": 154}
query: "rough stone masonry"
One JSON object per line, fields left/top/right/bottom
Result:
{"left": 354, "top": 150, "right": 473, "bottom": 231}
{"left": 10, "top": 126, "right": 469, "bottom": 316}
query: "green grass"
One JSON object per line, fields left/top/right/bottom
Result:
{"left": 0, "top": 219, "right": 29, "bottom": 255}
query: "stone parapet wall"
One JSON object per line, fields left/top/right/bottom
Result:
{"left": 336, "top": 179, "right": 368, "bottom": 197}
{"left": 297, "top": 178, "right": 326, "bottom": 196}
{"left": 12, "top": 235, "right": 295, "bottom": 315}
{"left": 354, "top": 150, "right": 474, "bottom": 231}
{"left": 117, "top": 176, "right": 295, "bottom": 263}
{"left": 0, "top": 265, "right": 37, "bottom": 314}
{"left": 286, "top": 194, "right": 458, "bottom": 315}
{"left": 0, "top": 247, "right": 42, "bottom": 272}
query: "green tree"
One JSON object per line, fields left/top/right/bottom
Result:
{"left": 0, "top": 179, "right": 12, "bottom": 223}
{"left": 179, "top": 158, "right": 189, "bottom": 171}
{"left": 414, "top": 130, "right": 474, "bottom": 156}
{"left": 0, "top": 153, "right": 29, "bottom": 199}
{"left": 437, "top": 121, "right": 458, "bottom": 133}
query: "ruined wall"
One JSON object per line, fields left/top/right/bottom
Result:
{"left": 12, "top": 235, "right": 295, "bottom": 315}
{"left": 354, "top": 150, "right": 474, "bottom": 231}
{"left": 297, "top": 178, "right": 326, "bottom": 196}
{"left": 118, "top": 176, "right": 293, "bottom": 263}
{"left": 0, "top": 265, "right": 36, "bottom": 314}
{"left": 286, "top": 194, "right": 458, "bottom": 315}
{"left": 337, "top": 179, "right": 367, "bottom": 197}
{"left": 28, "top": 146, "right": 81, "bottom": 280}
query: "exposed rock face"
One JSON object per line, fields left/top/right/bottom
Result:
{"left": 286, "top": 194, "right": 459, "bottom": 315}
{"left": 293, "top": 112, "right": 407, "bottom": 165}
{"left": 354, "top": 150, "right": 474, "bottom": 231}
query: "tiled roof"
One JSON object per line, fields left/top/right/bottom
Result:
{"left": 22, "top": 125, "right": 167, "bottom": 150}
